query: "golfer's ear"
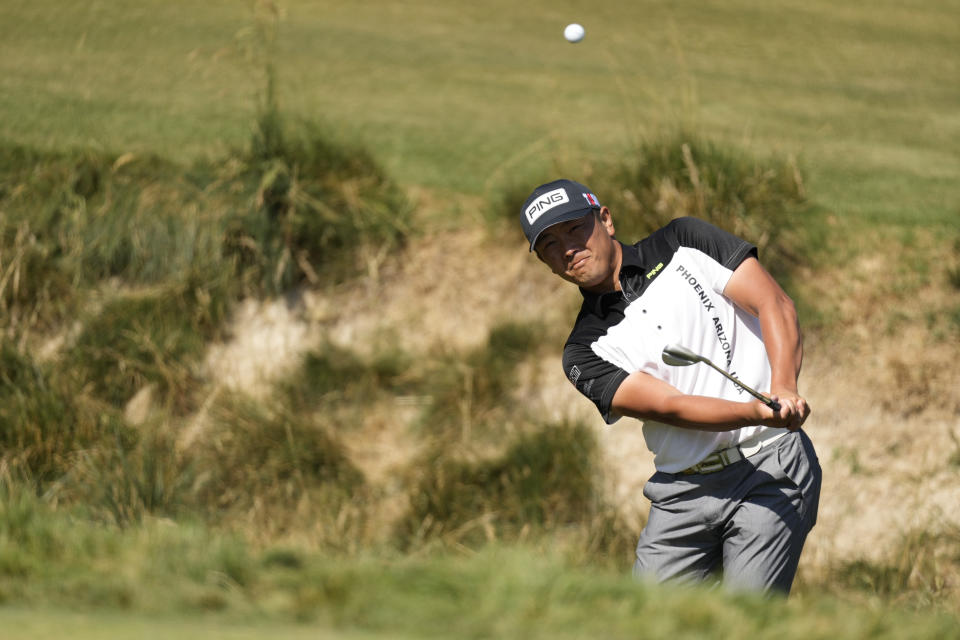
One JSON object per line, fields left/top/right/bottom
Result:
{"left": 597, "top": 207, "right": 615, "bottom": 237}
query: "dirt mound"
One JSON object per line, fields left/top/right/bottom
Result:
{"left": 202, "top": 215, "right": 960, "bottom": 572}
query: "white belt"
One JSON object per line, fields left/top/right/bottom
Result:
{"left": 680, "top": 429, "right": 790, "bottom": 475}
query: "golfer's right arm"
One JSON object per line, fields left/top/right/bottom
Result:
{"left": 610, "top": 371, "right": 800, "bottom": 431}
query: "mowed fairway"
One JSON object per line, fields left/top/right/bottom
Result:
{"left": 1, "top": 0, "right": 957, "bottom": 223}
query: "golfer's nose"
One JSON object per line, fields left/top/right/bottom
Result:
{"left": 563, "top": 236, "right": 582, "bottom": 255}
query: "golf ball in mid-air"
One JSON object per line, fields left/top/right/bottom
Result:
{"left": 564, "top": 23, "right": 585, "bottom": 43}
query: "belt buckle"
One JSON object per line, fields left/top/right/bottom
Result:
{"left": 695, "top": 454, "right": 725, "bottom": 474}
{"left": 699, "top": 461, "right": 724, "bottom": 474}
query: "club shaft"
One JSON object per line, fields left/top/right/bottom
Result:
{"left": 702, "top": 359, "right": 781, "bottom": 411}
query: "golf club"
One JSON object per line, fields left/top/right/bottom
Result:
{"left": 661, "top": 343, "right": 782, "bottom": 412}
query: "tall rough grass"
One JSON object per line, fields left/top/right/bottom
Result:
{"left": 416, "top": 321, "right": 547, "bottom": 442}
{"left": 0, "top": 342, "right": 132, "bottom": 488}
{"left": 600, "top": 132, "right": 809, "bottom": 278}
{"left": 0, "top": 124, "right": 410, "bottom": 310}
{"left": 0, "top": 106, "right": 411, "bottom": 410}
{"left": 66, "top": 281, "right": 229, "bottom": 413}
{"left": 491, "top": 131, "right": 814, "bottom": 280}
{"left": 398, "top": 421, "right": 600, "bottom": 545}
{"left": 224, "top": 118, "right": 412, "bottom": 291}
{"left": 0, "top": 488, "right": 957, "bottom": 637}
{"left": 0, "top": 68, "right": 414, "bottom": 544}
{"left": 277, "top": 340, "right": 415, "bottom": 414}
{"left": 59, "top": 423, "right": 192, "bottom": 527}
{"left": 187, "top": 391, "right": 369, "bottom": 546}
{"left": 802, "top": 524, "right": 960, "bottom": 611}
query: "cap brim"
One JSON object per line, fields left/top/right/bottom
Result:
{"left": 527, "top": 207, "right": 598, "bottom": 251}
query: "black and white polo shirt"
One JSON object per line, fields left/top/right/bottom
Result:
{"left": 563, "top": 217, "right": 776, "bottom": 473}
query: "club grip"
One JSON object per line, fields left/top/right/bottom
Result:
{"left": 766, "top": 398, "right": 782, "bottom": 412}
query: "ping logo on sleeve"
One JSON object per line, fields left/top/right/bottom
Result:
{"left": 568, "top": 365, "right": 582, "bottom": 384}
{"left": 525, "top": 188, "right": 569, "bottom": 224}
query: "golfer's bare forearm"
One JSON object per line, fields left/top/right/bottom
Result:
{"left": 614, "top": 395, "right": 770, "bottom": 431}
{"left": 611, "top": 373, "right": 780, "bottom": 431}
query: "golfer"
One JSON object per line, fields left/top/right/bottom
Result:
{"left": 521, "top": 179, "right": 821, "bottom": 594}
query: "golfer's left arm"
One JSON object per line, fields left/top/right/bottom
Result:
{"left": 723, "top": 256, "right": 811, "bottom": 428}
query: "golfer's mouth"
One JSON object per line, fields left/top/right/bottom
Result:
{"left": 568, "top": 253, "right": 590, "bottom": 271}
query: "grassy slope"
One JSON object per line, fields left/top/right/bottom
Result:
{"left": 0, "top": 492, "right": 956, "bottom": 640}
{"left": 1, "top": 0, "right": 957, "bottom": 224}
{"left": 1, "top": 0, "right": 959, "bottom": 636}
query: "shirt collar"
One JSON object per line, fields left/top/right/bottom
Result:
{"left": 579, "top": 241, "right": 644, "bottom": 315}
{"left": 619, "top": 239, "right": 645, "bottom": 270}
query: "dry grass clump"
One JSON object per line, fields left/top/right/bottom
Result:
{"left": 0, "top": 342, "right": 131, "bottom": 488}
{"left": 66, "top": 282, "right": 230, "bottom": 413}
{"left": 801, "top": 524, "right": 960, "bottom": 612}
{"left": 0, "top": 102, "right": 416, "bottom": 546}
{"left": 0, "top": 108, "right": 412, "bottom": 337}
{"left": 487, "top": 131, "right": 816, "bottom": 281}
{"left": 599, "top": 132, "right": 813, "bottom": 280}
{"left": 277, "top": 341, "right": 416, "bottom": 414}
{"left": 55, "top": 422, "right": 193, "bottom": 527}
{"left": 397, "top": 421, "right": 598, "bottom": 545}
{"left": 880, "top": 357, "right": 958, "bottom": 418}
{"left": 37, "top": 388, "right": 373, "bottom": 548}
{"left": 415, "top": 321, "right": 546, "bottom": 443}
{"left": 223, "top": 119, "right": 412, "bottom": 292}
{"left": 185, "top": 392, "right": 370, "bottom": 547}
{"left": 396, "top": 418, "right": 640, "bottom": 568}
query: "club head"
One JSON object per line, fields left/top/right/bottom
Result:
{"left": 661, "top": 343, "right": 702, "bottom": 367}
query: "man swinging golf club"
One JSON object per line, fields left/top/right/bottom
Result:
{"left": 521, "top": 179, "right": 821, "bottom": 594}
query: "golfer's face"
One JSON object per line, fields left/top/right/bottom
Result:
{"left": 534, "top": 210, "right": 616, "bottom": 291}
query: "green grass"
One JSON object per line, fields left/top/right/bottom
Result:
{"left": 67, "top": 284, "right": 228, "bottom": 411}
{"left": 0, "top": 490, "right": 957, "bottom": 639}
{"left": 1, "top": 0, "right": 957, "bottom": 225}
{"left": 0, "top": 110, "right": 411, "bottom": 361}
{"left": 0, "top": 609, "right": 389, "bottom": 640}
{"left": 397, "top": 421, "right": 606, "bottom": 547}
{"left": 277, "top": 341, "right": 416, "bottom": 413}
{"left": 489, "top": 131, "right": 816, "bottom": 281}
{"left": 0, "top": 342, "right": 133, "bottom": 487}
{"left": 187, "top": 392, "right": 368, "bottom": 540}
{"left": 414, "top": 320, "right": 550, "bottom": 439}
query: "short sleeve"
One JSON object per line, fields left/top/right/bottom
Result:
{"left": 562, "top": 341, "right": 630, "bottom": 424}
{"left": 666, "top": 217, "right": 757, "bottom": 271}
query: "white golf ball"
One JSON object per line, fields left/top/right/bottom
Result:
{"left": 564, "top": 23, "right": 585, "bottom": 43}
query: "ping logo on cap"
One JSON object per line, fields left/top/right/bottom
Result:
{"left": 525, "top": 187, "right": 569, "bottom": 224}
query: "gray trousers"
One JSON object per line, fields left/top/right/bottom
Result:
{"left": 634, "top": 430, "right": 821, "bottom": 594}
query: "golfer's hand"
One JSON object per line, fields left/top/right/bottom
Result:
{"left": 762, "top": 390, "right": 810, "bottom": 431}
